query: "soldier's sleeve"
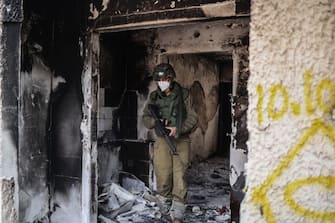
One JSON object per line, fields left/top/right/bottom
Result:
{"left": 142, "top": 92, "right": 156, "bottom": 129}
{"left": 179, "top": 89, "right": 198, "bottom": 135}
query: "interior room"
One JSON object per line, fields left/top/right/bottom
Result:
{"left": 96, "top": 26, "right": 243, "bottom": 222}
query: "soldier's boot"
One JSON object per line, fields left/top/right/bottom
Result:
{"left": 169, "top": 200, "right": 185, "bottom": 223}
{"left": 156, "top": 195, "right": 172, "bottom": 215}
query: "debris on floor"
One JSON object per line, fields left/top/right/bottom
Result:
{"left": 98, "top": 156, "right": 231, "bottom": 223}
{"left": 186, "top": 156, "right": 230, "bottom": 207}
{"left": 185, "top": 156, "right": 231, "bottom": 223}
{"left": 98, "top": 173, "right": 164, "bottom": 223}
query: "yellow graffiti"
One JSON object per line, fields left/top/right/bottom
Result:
{"left": 252, "top": 119, "right": 335, "bottom": 223}
{"left": 257, "top": 70, "right": 335, "bottom": 124}
{"left": 257, "top": 85, "right": 264, "bottom": 124}
{"left": 284, "top": 176, "right": 335, "bottom": 221}
{"left": 315, "top": 79, "right": 335, "bottom": 113}
{"left": 290, "top": 102, "right": 301, "bottom": 116}
{"left": 268, "top": 85, "right": 289, "bottom": 120}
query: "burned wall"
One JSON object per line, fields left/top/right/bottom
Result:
{"left": 242, "top": 1, "right": 335, "bottom": 223}
{"left": 20, "top": 0, "right": 89, "bottom": 221}
{"left": 167, "top": 54, "right": 220, "bottom": 159}
{"left": 19, "top": 55, "right": 62, "bottom": 222}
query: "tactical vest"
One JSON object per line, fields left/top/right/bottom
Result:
{"left": 150, "top": 82, "right": 188, "bottom": 128}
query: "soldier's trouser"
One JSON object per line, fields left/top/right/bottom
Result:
{"left": 153, "top": 136, "right": 190, "bottom": 204}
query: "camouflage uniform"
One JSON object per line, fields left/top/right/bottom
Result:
{"left": 142, "top": 78, "right": 198, "bottom": 220}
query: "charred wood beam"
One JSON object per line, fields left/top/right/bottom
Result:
{"left": 95, "top": 7, "right": 206, "bottom": 31}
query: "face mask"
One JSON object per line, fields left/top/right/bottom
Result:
{"left": 158, "top": 81, "right": 170, "bottom": 91}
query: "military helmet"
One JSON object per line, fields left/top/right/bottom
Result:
{"left": 152, "top": 63, "right": 176, "bottom": 81}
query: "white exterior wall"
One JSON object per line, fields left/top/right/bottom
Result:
{"left": 242, "top": 1, "right": 335, "bottom": 223}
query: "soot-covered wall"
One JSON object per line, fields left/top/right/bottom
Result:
{"left": 21, "top": 0, "right": 88, "bottom": 221}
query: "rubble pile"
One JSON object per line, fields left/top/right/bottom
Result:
{"left": 98, "top": 173, "right": 167, "bottom": 223}
{"left": 98, "top": 157, "right": 231, "bottom": 223}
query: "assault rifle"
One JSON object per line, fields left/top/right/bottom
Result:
{"left": 148, "top": 104, "right": 178, "bottom": 155}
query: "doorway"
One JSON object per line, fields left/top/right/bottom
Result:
{"left": 95, "top": 19, "right": 248, "bottom": 222}
{"left": 97, "top": 31, "right": 235, "bottom": 221}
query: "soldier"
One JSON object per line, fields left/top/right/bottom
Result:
{"left": 142, "top": 63, "right": 198, "bottom": 223}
